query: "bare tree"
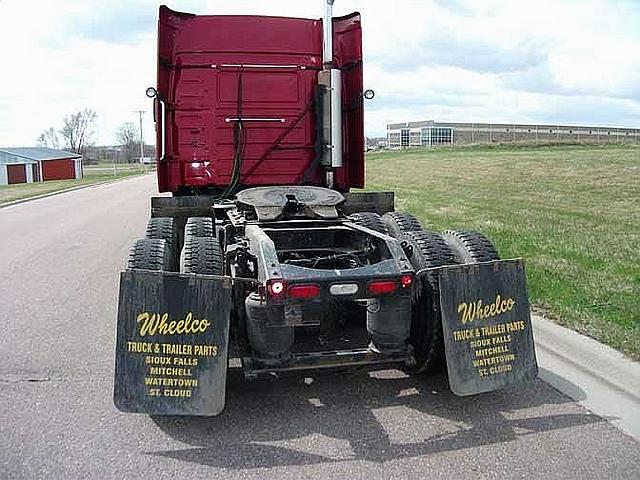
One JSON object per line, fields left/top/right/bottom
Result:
{"left": 36, "top": 127, "right": 60, "bottom": 149}
{"left": 60, "top": 108, "right": 97, "bottom": 154}
{"left": 116, "top": 122, "right": 140, "bottom": 162}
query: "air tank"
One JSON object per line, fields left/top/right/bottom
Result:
{"left": 245, "top": 293, "right": 294, "bottom": 363}
{"left": 366, "top": 297, "right": 411, "bottom": 353}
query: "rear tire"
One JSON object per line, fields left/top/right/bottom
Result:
{"left": 403, "top": 230, "right": 457, "bottom": 373}
{"left": 180, "top": 235, "right": 224, "bottom": 275}
{"left": 127, "top": 238, "right": 173, "bottom": 271}
{"left": 441, "top": 230, "right": 499, "bottom": 263}
{"left": 145, "top": 217, "right": 176, "bottom": 247}
{"left": 382, "top": 212, "right": 423, "bottom": 239}
{"left": 185, "top": 217, "right": 215, "bottom": 237}
{"left": 145, "top": 218, "right": 178, "bottom": 267}
{"left": 349, "top": 212, "right": 389, "bottom": 234}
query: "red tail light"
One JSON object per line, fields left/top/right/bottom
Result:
{"left": 400, "top": 274, "right": 413, "bottom": 288}
{"left": 288, "top": 284, "right": 321, "bottom": 299}
{"left": 367, "top": 280, "right": 397, "bottom": 295}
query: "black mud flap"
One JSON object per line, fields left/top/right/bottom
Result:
{"left": 114, "top": 270, "right": 232, "bottom": 416}
{"left": 433, "top": 259, "right": 538, "bottom": 396}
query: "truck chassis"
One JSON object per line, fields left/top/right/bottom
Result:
{"left": 115, "top": 187, "right": 537, "bottom": 416}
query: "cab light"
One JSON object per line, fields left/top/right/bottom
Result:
{"left": 288, "top": 284, "right": 321, "bottom": 299}
{"left": 367, "top": 280, "right": 397, "bottom": 295}
{"left": 400, "top": 274, "right": 413, "bottom": 288}
{"left": 267, "top": 279, "right": 285, "bottom": 297}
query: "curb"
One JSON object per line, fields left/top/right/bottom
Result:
{"left": 0, "top": 173, "right": 153, "bottom": 208}
{"left": 533, "top": 315, "right": 640, "bottom": 441}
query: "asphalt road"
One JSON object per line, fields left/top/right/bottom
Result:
{"left": 1, "top": 174, "right": 638, "bottom": 480}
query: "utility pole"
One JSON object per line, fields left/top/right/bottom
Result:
{"left": 135, "top": 110, "right": 146, "bottom": 163}
{"left": 110, "top": 149, "right": 116, "bottom": 177}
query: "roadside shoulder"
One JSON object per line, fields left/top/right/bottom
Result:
{"left": 533, "top": 314, "right": 640, "bottom": 441}
{"left": 0, "top": 173, "right": 152, "bottom": 208}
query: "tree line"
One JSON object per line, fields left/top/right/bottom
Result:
{"left": 37, "top": 109, "right": 149, "bottom": 163}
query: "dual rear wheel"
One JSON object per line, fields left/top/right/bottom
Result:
{"left": 350, "top": 211, "right": 499, "bottom": 373}
{"left": 180, "top": 218, "right": 223, "bottom": 275}
{"left": 126, "top": 217, "right": 177, "bottom": 271}
{"left": 127, "top": 216, "right": 223, "bottom": 275}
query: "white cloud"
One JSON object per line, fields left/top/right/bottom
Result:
{"left": 0, "top": 0, "right": 638, "bottom": 145}
{"left": 0, "top": 0, "right": 160, "bottom": 146}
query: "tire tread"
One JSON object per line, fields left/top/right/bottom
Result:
{"left": 349, "top": 212, "right": 389, "bottom": 234}
{"left": 382, "top": 212, "right": 423, "bottom": 238}
{"left": 180, "top": 234, "right": 224, "bottom": 275}
{"left": 127, "top": 238, "right": 172, "bottom": 271}
{"left": 185, "top": 217, "right": 215, "bottom": 237}
{"left": 442, "top": 229, "right": 499, "bottom": 263}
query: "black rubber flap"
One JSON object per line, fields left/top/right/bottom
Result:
{"left": 437, "top": 259, "right": 538, "bottom": 396}
{"left": 114, "top": 270, "right": 232, "bottom": 415}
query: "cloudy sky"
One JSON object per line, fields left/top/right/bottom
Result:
{"left": 0, "top": 0, "right": 638, "bottom": 147}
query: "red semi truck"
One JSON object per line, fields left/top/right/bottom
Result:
{"left": 114, "top": 2, "right": 538, "bottom": 416}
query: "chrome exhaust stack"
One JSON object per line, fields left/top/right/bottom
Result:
{"left": 321, "top": 0, "right": 342, "bottom": 188}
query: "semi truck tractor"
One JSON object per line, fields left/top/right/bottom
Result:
{"left": 114, "top": 2, "right": 538, "bottom": 416}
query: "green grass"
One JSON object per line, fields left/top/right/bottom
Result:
{"left": 364, "top": 144, "right": 640, "bottom": 358}
{"left": 0, "top": 163, "right": 151, "bottom": 205}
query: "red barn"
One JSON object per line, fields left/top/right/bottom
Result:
{"left": 0, "top": 147, "right": 83, "bottom": 185}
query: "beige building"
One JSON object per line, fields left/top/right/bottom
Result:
{"left": 386, "top": 120, "right": 640, "bottom": 148}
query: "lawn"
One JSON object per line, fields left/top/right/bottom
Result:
{"left": 364, "top": 144, "right": 640, "bottom": 358}
{"left": 0, "top": 163, "right": 151, "bottom": 205}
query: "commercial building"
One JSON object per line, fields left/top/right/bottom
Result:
{"left": 386, "top": 120, "right": 640, "bottom": 148}
{"left": 0, "top": 147, "right": 83, "bottom": 185}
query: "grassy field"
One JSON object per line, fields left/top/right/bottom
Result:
{"left": 0, "top": 163, "right": 151, "bottom": 205}
{"left": 365, "top": 144, "right": 640, "bottom": 358}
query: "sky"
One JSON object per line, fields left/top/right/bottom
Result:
{"left": 0, "top": 0, "right": 638, "bottom": 147}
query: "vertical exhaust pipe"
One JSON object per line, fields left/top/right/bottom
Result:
{"left": 323, "top": 0, "right": 334, "bottom": 64}
{"left": 322, "top": 0, "right": 342, "bottom": 188}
